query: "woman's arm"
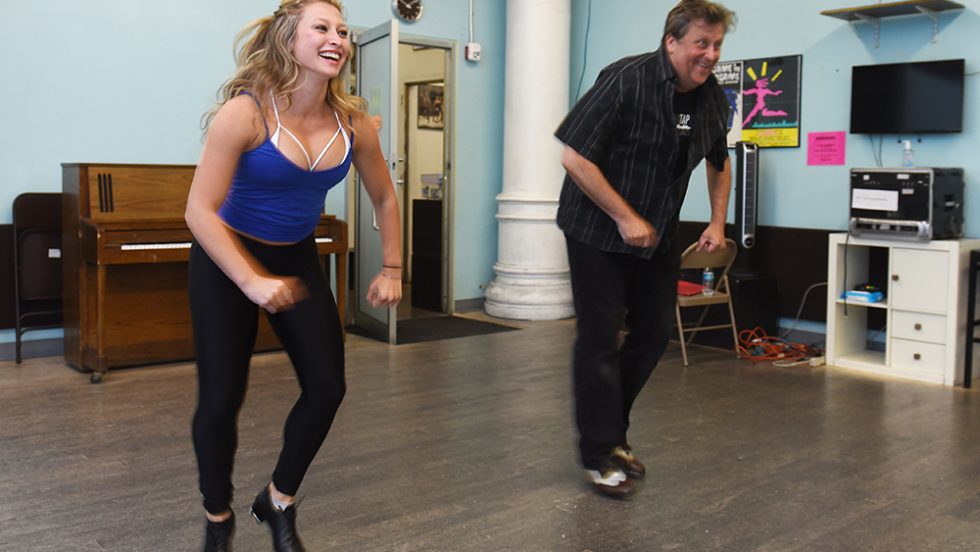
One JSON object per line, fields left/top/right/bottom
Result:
{"left": 350, "top": 111, "right": 403, "bottom": 308}
{"left": 185, "top": 96, "right": 303, "bottom": 313}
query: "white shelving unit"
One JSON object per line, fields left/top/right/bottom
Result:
{"left": 826, "top": 233, "right": 980, "bottom": 386}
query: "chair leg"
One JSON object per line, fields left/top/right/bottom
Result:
{"left": 675, "top": 304, "right": 688, "bottom": 367}
{"left": 727, "top": 298, "right": 739, "bottom": 358}
{"left": 687, "top": 305, "right": 711, "bottom": 345}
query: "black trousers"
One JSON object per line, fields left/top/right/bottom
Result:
{"left": 565, "top": 235, "right": 681, "bottom": 470}
{"left": 189, "top": 234, "right": 345, "bottom": 515}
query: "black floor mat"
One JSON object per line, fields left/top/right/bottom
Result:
{"left": 349, "top": 316, "right": 519, "bottom": 345}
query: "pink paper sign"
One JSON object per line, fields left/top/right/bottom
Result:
{"left": 807, "top": 131, "right": 846, "bottom": 165}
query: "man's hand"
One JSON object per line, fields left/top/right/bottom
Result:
{"left": 617, "top": 213, "right": 657, "bottom": 248}
{"left": 696, "top": 223, "right": 726, "bottom": 252}
{"left": 562, "top": 146, "right": 658, "bottom": 249}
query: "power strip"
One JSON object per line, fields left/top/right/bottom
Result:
{"left": 809, "top": 356, "right": 826, "bottom": 367}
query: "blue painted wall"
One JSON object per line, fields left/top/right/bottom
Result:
{"left": 4, "top": 1, "right": 979, "bottom": 346}
{"left": 570, "top": 0, "right": 980, "bottom": 232}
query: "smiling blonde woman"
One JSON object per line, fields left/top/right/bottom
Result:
{"left": 185, "top": 2, "right": 403, "bottom": 550}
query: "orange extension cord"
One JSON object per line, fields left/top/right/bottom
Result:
{"left": 736, "top": 327, "right": 823, "bottom": 364}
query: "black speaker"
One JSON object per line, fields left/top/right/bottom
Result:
{"left": 729, "top": 272, "right": 780, "bottom": 338}
{"left": 734, "top": 141, "right": 759, "bottom": 250}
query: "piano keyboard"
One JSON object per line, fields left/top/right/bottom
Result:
{"left": 121, "top": 242, "right": 192, "bottom": 251}
{"left": 120, "top": 237, "right": 332, "bottom": 251}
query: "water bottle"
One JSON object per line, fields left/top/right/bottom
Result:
{"left": 901, "top": 140, "right": 915, "bottom": 168}
{"left": 702, "top": 267, "right": 715, "bottom": 296}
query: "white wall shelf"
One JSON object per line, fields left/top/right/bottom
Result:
{"left": 826, "top": 233, "right": 980, "bottom": 386}
{"left": 821, "top": 0, "right": 964, "bottom": 47}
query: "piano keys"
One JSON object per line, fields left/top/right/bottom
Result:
{"left": 62, "top": 163, "right": 348, "bottom": 382}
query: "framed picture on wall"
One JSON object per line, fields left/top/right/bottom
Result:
{"left": 714, "top": 55, "right": 803, "bottom": 148}
{"left": 417, "top": 83, "right": 444, "bottom": 130}
{"left": 713, "top": 60, "right": 743, "bottom": 148}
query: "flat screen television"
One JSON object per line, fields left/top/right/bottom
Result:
{"left": 850, "top": 59, "right": 964, "bottom": 134}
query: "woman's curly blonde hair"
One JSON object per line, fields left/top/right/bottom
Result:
{"left": 203, "top": 0, "right": 366, "bottom": 134}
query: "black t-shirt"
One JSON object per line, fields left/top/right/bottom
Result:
{"left": 673, "top": 89, "right": 698, "bottom": 180}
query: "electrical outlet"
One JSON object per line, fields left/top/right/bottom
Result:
{"left": 465, "top": 42, "right": 481, "bottom": 62}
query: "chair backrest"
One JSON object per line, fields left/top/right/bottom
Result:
{"left": 679, "top": 238, "right": 738, "bottom": 287}
{"left": 12, "top": 193, "right": 62, "bottom": 301}
{"left": 13, "top": 193, "right": 61, "bottom": 233}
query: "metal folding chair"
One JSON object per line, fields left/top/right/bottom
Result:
{"left": 674, "top": 238, "right": 739, "bottom": 366}
{"left": 13, "top": 193, "right": 62, "bottom": 363}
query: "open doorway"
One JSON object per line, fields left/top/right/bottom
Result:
{"left": 397, "top": 43, "right": 449, "bottom": 322}
{"left": 348, "top": 24, "right": 454, "bottom": 343}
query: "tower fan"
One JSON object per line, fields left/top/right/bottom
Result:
{"left": 731, "top": 140, "right": 762, "bottom": 277}
{"left": 734, "top": 141, "right": 759, "bottom": 251}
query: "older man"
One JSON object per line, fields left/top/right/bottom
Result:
{"left": 555, "top": 0, "right": 736, "bottom": 499}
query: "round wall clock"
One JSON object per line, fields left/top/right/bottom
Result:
{"left": 392, "top": 0, "right": 423, "bottom": 22}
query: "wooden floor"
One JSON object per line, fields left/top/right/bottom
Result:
{"left": 2, "top": 317, "right": 979, "bottom": 551}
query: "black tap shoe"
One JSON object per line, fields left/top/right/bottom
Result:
{"left": 202, "top": 511, "right": 235, "bottom": 552}
{"left": 250, "top": 486, "right": 306, "bottom": 552}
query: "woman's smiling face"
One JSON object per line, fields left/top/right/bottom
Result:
{"left": 291, "top": 1, "right": 351, "bottom": 81}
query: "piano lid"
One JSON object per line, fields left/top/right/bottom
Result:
{"left": 74, "top": 164, "right": 197, "bottom": 222}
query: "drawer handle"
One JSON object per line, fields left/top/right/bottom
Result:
{"left": 913, "top": 353, "right": 921, "bottom": 360}
{"left": 892, "top": 274, "right": 900, "bottom": 281}
{"left": 914, "top": 323, "right": 922, "bottom": 331}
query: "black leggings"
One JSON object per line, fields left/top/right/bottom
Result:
{"left": 189, "top": 234, "right": 345, "bottom": 515}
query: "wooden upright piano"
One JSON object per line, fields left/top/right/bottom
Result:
{"left": 62, "top": 163, "right": 347, "bottom": 382}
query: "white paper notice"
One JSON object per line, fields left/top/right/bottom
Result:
{"left": 851, "top": 188, "right": 899, "bottom": 212}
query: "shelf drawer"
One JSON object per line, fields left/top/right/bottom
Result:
{"left": 890, "top": 339, "right": 945, "bottom": 375}
{"left": 891, "top": 310, "right": 946, "bottom": 344}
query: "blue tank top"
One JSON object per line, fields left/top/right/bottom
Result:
{"left": 218, "top": 94, "right": 353, "bottom": 243}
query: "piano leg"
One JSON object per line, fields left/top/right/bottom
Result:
{"left": 92, "top": 263, "right": 109, "bottom": 384}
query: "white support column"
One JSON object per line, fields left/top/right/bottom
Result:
{"left": 484, "top": 0, "right": 574, "bottom": 320}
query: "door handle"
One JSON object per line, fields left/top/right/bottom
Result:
{"left": 372, "top": 210, "right": 379, "bottom": 231}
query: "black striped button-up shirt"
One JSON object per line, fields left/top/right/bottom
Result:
{"left": 555, "top": 47, "right": 730, "bottom": 259}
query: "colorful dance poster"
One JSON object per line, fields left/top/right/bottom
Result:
{"left": 714, "top": 55, "right": 802, "bottom": 148}
{"left": 713, "top": 61, "right": 743, "bottom": 148}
